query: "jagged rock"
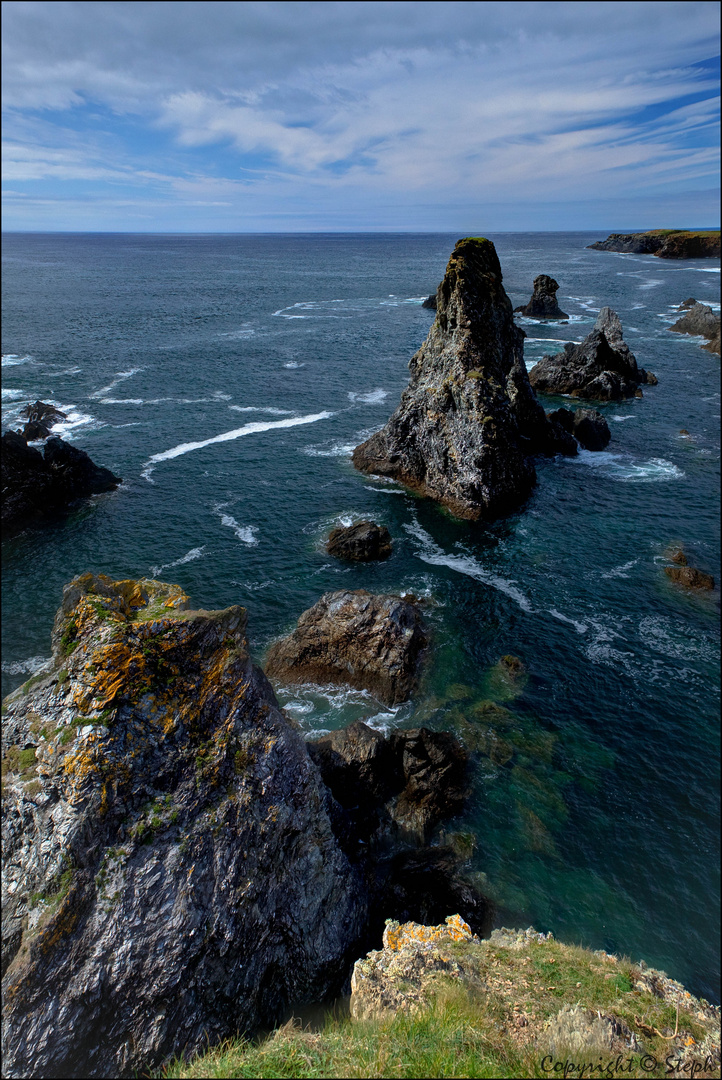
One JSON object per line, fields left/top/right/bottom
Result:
{"left": 542, "top": 1004, "right": 640, "bottom": 1056}
{"left": 669, "top": 549, "right": 687, "bottom": 565}
{"left": 669, "top": 303, "right": 721, "bottom": 356}
{"left": 514, "top": 275, "right": 569, "bottom": 320}
{"left": 588, "top": 230, "right": 720, "bottom": 258}
{"left": 421, "top": 294, "right": 437, "bottom": 310}
{"left": 352, "top": 238, "right": 577, "bottom": 521}
{"left": 664, "top": 565, "right": 715, "bottom": 590}
{"left": 529, "top": 308, "right": 651, "bottom": 401}
{"left": 1, "top": 574, "right": 366, "bottom": 1079}
{"left": 679, "top": 297, "right": 697, "bottom": 310}
{"left": 1, "top": 431, "right": 121, "bottom": 537}
{"left": 326, "top": 521, "right": 392, "bottom": 561}
{"left": 265, "top": 591, "right": 427, "bottom": 705}
{"left": 19, "top": 401, "right": 68, "bottom": 441}
{"left": 547, "top": 407, "right": 611, "bottom": 451}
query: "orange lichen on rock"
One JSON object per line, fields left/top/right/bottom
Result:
{"left": 382, "top": 913, "right": 475, "bottom": 951}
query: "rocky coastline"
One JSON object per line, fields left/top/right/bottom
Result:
{"left": 588, "top": 230, "right": 720, "bottom": 259}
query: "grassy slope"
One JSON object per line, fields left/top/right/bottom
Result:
{"left": 158, "top": 937, "right": 719, "bottom": 1079}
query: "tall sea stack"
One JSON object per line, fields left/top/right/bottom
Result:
{"left": 352, "top": 237, "right": 569, "bottom": 520}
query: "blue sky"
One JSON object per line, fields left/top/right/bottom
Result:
{"left": 2, "top": 1, "right": 720, "bottom": 232}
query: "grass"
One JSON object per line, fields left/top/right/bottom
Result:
{"left": 157, "top": 938, "right": 718, "bottom": 1079}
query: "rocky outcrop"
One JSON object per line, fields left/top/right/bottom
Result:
{"left": 2, "top": 431, "right": 121, "bottom": 537}
{"left": 669, "top": 302, "right": 721, "bottom": 356}
{"left": 326, "top": 521, "right": 392, "bottom": 561}
{"left": 528, "top": 308, "right": 655, "bottom": 401}
{"left": 588, "top": 230, "right": 720, "bottom": 259}
{"left": 265, "top": 590, "right": 427, "bottom": 705}
{"left": 514, "top": 275, "right": 569, "bottom": 320}
{"left": 308, "top": 721, "right": 468, "bottom": 843}
{"left": 547, "top": 407, "right": 611, "bottom": 451}
{"left": 665, "top": 565, "right": 715, "bottom": 590}
{"left": 1, "top": 574, "right": 366, "bottom": 1079}
{"left": 421, "top": 294, "right": 437, "bottom": 310}
{"left": 352, "top": 237, "right": 578, "bottom": 521}
{"left": 19, "top": 401, "right": 68, "bottom": 441}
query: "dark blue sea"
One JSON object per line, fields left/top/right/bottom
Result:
{"left": 2, "top": 231, "right": 720, "bottom": 1002}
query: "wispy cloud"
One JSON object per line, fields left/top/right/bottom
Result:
{"left": 2, "top": 1, "right": 719, "bottom": 230}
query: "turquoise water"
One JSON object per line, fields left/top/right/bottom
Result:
{"left": 2, "top": 231, "right": 720, "bottom": 1001}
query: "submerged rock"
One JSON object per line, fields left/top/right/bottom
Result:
{"left": 1, "top": 431, "right": 121, "bottom": 537}
{"left": 352, "top": 237, "right": 576, "bottom": 521}
{"left": 514, "top": 275, "right": 569, "bottom": 320}
{"left": 529, "top": 308, "right": 653, "bottom": 401}
{"left": 1, "top": 574, "right": 366, "bottom": 1079}
{"left": 326, "top": 521, "right": 392, "bottom": 561}
{"left": 664, "top": 565, "right": 715, "bottom": 590}
{"left": 668, "top": 302, "right": 721, "bottom": 356}
{"left": 265, "top": 590, "right": 427, "bottom": 705}
{"left": 19, "top": 401, "right": 68, "bottom": 441}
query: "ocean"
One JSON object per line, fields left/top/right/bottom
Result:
{"left": 2, "top": 230, "right": 720, "bottom": 1002}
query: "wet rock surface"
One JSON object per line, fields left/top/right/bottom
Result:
{"left": 19, "top": 401, "right": 68, "bottom": 441}
{"left": 669, "top": 302, "right": 721, "bottom": 356}
{"left": 352, "top": 237, "right": 577, "bottom": 521}
{"left": 665, "top": 565, "right": 715, "bottom": 590}
{"left": 529, "top": 307, "right": 653, "bottom": 401}
{"left": 588, "top": 230, "right": 720, "bottom": 258}
{"left": 326, "top": 521, "right": 392, "bottom": 561}
{"left": 514, "top": 275, "right": 569, "bottom": 320}
{"left": 1, "top": 574, "right": 366, "bottom": 1079}
{"left": 2, "top": 431, "right": 121, "bottom": 537}
{"left": 265, "top": 590, "right": 427, "bottom": 705}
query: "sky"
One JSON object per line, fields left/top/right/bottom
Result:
{"left": 2, "top": 0, "right": 720, "bottom": 233}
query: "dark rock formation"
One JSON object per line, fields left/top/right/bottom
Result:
{"left": 19, "top": 401, "right": 67, "bottom": 441}
{"left": 664, "top": 565, "right": 715, "bottom": 590}
{"left": 2, "top": 431, "right": 121, "bottom": 537}
{"left": 352, "top": 237, "right": 578, "bottom": 521}
{"left": 679, "top": 298, "right": 697, "bottom": 310}
{"left": 529, "top": 308, "right": 655, "bottom": 401}
{"left": 421, "top": 294, "right": 437, "bottom": 310}
{"left": 308, "top": 721, "right": 468, "bottom": 843}
{"left": 668, "top": 302, "right": 721, "bottom": 356}
{"left": 514, "top": 275, "right": 569, "bottom": 320}
{"left": 588, "top": 230, "right": 720, "bottom": 259}
{"left": 265, "top": 590, "right": 427, "bottom": 706}
{"left": 547, "top": 407, "right": 611, "bottom": 451}
{"left": 1, "top": 574, "right": 366, "bottom": 1079}
{"left": 326, "top": 521, "right": 392, "bottom": 561}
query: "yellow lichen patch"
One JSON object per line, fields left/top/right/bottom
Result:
{"left": 382, "top": 914, "right": 474, "bottom": 952}
{"left": 72, "top": 642, "right": 135, "bottom": 712}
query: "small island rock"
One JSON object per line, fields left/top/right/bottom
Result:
{"left": 265, "top": 590, "right": 427, "bottom": 705}
{"left": 19, "top": 400, "right": 68, "bottom": 441}
{"left": 547, "top": 407, "right": 611, "bottom": 451}
{"left": 514, "top": 275, "right": 569, "bottom": 320}
{"left": 529, "top": 308, "right": 652, "bottom": 401}
{"left": 664, "top": 565, "right": 715, "bottom": 590}
{"left": 421, "top": 294, "right": 437, "bottom": 309}
{"left": 668, "top": 302, "right": 721, "bottom": 356}
{"left": 326, "top": 521, "right": 392, "bottom": 561}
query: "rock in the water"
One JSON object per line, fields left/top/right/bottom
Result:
{"left": 588, "top": 230, "right": 720, "bottom": 259}
{"left": 514, "top": 275, "right": 569, "bottom": 320}
{"left": 352, "top": 237, "right": 576, "bottom": 521}
{"left": 1, "top": 574, "right": 366, "bottom": 1079}
{"left": 326, "top": 521, "right": 392, "bottom": 561}
{"left": 421, "top": 294, "right": 437, "bottom": 309}
{"left": 265, "top": 590, "right": 427, "bottom": 705}
{"left": 669, "top": 302, "right": 721, "bottom": 356}
{"left": 664, "top": 565, "right": 715, "bottom": 590}
{"left": 19, "top": 401, "right": 68, "bottom": 441}
{"left": 547, "top": 407, "right": 611, "bottom": 451}
{"left": 1, "top": 431, "right": 121, "bottom": 537}
{"left": 529, "top": 308, "right": 651, "bottom": 401}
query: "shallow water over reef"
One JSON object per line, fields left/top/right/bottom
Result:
{"left": 2, "top": 231, "right": 720, "bottom": 1001}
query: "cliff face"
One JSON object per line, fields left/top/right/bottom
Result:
{"left": 1, "top": 574, "right": 365, "bottom": 1079}
{"left": 588, "top": 230, "right": 720, "bottom": 259}
{"left": 352, "top": 238, "right": 569, "bottom": 521}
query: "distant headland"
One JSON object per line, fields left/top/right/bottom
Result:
{"left": 588, "top": 229, "right": 720, "bottom": 259}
